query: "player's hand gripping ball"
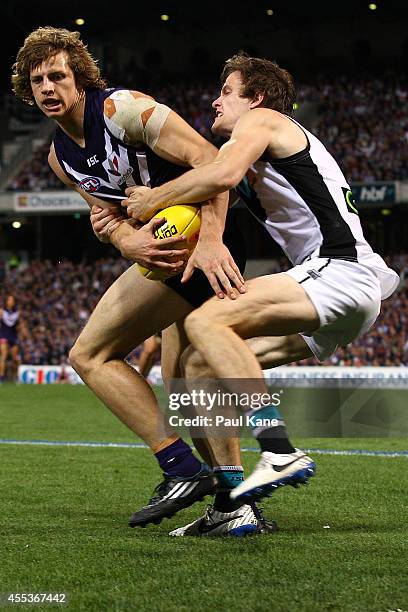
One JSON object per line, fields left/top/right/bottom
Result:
{"left": 138, "top": 205, "right": 201, "bottom": 280}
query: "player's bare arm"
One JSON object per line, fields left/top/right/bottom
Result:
{"left": 123, "top": 109, "right": 306, "bottom": 215}
{"left": 48, "top": 144, "right": 188, "bottom": 273}
{"left": 103, "top": 90, "right": 229, "bottom": 219}
{"left": 151, "top": 109, "right": 245, "bottom": 297}
{"left": 107, "top": 90, "right": 245, "bottom": 297}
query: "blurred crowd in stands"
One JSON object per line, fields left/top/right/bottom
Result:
{"left": 0, "top": 257, "right": 128, "bottom": 367}
{"left": 303, "top": 75, "right": 408, "bottom": 182}
{"left": 7, "top": 143, "right": 62, "bottom": 191}
{"left": 6, "top": 73, "right": 407, "bottom": 190}
{"left": 1, "top": 253, "right": 407, "bottom": 371}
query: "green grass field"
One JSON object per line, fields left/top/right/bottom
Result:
{"left": 1, "top": 385, "right": 408, "bottom": 612}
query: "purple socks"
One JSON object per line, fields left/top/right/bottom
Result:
{"left": 155, "top": 438, "right": 202, "bottom": 477}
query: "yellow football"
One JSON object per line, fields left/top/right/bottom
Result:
{"left": 138, "top": 205, "right": 201, "bottom": 280}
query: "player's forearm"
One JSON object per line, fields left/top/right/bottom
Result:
{"left": 199, "top": 193, "right": 229, "bottom": 241}
{"left": 145, "top": 162, "right": 233, "bottom": 211}
{"left": 108, "top": 220, "right": 137, "bottom": 254}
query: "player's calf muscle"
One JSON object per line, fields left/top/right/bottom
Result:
{"left": 180, "top": 344, "right": 213, "bottom": 379}
{"left": 250, "top": 335, "right": 312, "bottom": 368}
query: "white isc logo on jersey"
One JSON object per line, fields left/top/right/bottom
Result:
{"left": 87, "top": 155, "right": 99, "bottom": 167}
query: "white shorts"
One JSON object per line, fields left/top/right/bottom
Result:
{"left": 284, "top": 257, "right": 382, "bottom": 361}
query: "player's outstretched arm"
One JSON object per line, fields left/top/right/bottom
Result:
{"left": 147, "top": 107, "right": 245, "bottom": 297}
{"left": 124, "top": 108, "right": 277, "bottom": 219}
{"left": 104, "top": 90, "right": 225, "bottom": 200}
{"left": 106, "top": 91, "right": 231, "bottom": 222}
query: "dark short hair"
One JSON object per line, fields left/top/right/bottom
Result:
{"left": 12, "top": 26, "right": 107, "bottom": 105}
{"left": 221, "top": 52, "right": 296, "bottom": 113}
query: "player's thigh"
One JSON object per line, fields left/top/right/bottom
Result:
{"left": 190, "top": 273, "right": 319, "bottom": 338}
{"left": 161, "top": 319, "right": 190, "bottom": 383}
{"left": 0, "top": 341, "right": 8, "bottom": 362}
{"left": 73, "top": 265, "right": 193, "bottom": 361}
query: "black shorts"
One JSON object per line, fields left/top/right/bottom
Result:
{"left": 0, "top": 335, "right": 18, "bottom": 348}
{"left": 164, "top": 210, "right": 246, "bottom": 308}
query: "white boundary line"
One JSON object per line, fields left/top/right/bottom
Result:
{"left": 0, "top": 439, "right": 407, "bottom": 457}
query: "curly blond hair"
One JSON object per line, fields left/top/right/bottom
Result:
{"left": 12, "top": 26, "right": 107, "bottom": 104}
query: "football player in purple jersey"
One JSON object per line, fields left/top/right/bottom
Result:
{"left": 0, "top": 295, "right": 21, "bottom": 382}
{"left": 11, "top": 28, "right": 275, "bottom": 536}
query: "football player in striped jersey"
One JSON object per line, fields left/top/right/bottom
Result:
{"left": 12, "top": 30, "right": 274, "bottom": 535}
{"left": 0, "top": 295, "right": 21, "bottom": 382}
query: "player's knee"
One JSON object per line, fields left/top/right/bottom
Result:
{"left": 69, "top": 342, "right": 97, "bottom": 378}
{"left": 68, "top": 343, "right": 83, "bottom": 376}
{"left": 184, "top": 308, "right": 214, "bottom": 341}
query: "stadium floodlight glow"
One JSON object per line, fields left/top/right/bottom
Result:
{"left": 75, "top": 18, "right": 85, "bottom": 25}
{"left": 160, "top": 14, "right": 170, "bottom": 21}
{"left": 368, "top": 3, "right": 377, "bottom": 10}
{"left": 266, "top": 8, "right": 274, "bottom": 16}
{"left": 12, "top": 221, "right": 22, "bottom": 229}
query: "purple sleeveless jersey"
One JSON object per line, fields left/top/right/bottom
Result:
{"left": 53, "top": 88, "right": 186, "bottom": 203}
{"left": 0, "top": 308, "right": 19, "bottom": 346}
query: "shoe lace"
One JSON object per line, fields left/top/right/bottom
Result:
{"left": 250, "top": 502, "right": 266, "bottom": 523}
{"left": 205, "top": 503, "right": 214, "bottom": 517}
{"left": 148, "top": 474, "right": 174, "bottom": 505}
{"left": 250, "top": 503, "right": 277, "bottom": 531}
{"left": 249, "top": 502, "right": 269, "bottom": 525}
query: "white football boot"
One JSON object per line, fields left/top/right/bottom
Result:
{"left": 230, "top": 449, "right": 316, "bottom": 502}
{"left": 169, "top": 503, "right": 277, "bottom": 537}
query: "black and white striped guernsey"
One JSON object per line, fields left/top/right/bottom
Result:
{"left": 236, "top": 117, "right": 398, "bottom": 299}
